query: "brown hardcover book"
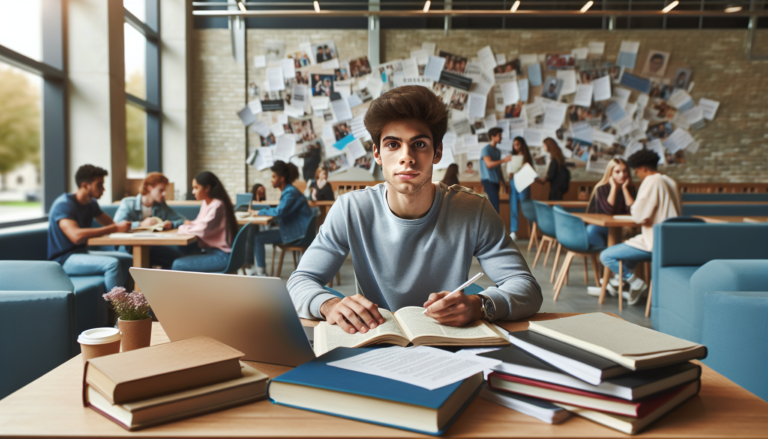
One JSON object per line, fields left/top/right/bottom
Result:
{"left": 84, "top": 336, "right": 244, "bottom": 405}
{"left": 84, "top": 363, "right": 268, "bottom": 431}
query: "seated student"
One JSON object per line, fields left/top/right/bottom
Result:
{"left": 48, "top": 164, "right": 133, "bottom": 291}
{"left": 600, "top": 150, "right": 681, "bottom": 305}
{"left": 307, "top": 166, "right": 335, "bottom": 201}
{"left": 441, "top": 163, "right": 460, "bottom": 187}
{"left": 536, "top": 138, "right": 570, "bottom": 201}
{"left": 585, "top": 158, "right": 637, "bottom": 248}
{"left": 250, "top": 161, "right": 313, "bottom": 276}
{"left": 114, "top": 172, "right": 186, "bottom": 268}
{"left": 287, "top": 86, "right": 542, "bottom": 334}
{"left": 171, "top": 172, "right": 238, "bottom": 273}
{"left": 248, "top": 183, "right": 267, "bottom": 211}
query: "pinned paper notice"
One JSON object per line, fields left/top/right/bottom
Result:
{"left": 496, "top": 53, "right": 507, "bottom": 65}
{"left": 518, "top": 79, "right": 529, "bottom": 102}
{"left": 557, "top": 70, "right": 577, "bottom": 95}
{"left": 526, "top": 63, "right": 542, "bottom": 87}
{"left": 467, "top": 93, "right": 488, "bottom": 119}
{"left": 592, "top": 76, "right": 611, "bottom": 101}
{"left": 588, "top": 42, "right": 605, "bottom": 57}
{"left": 617, "top": 41, "right": 640, "bottom": 69}
{"left": 254, "top": 55, "right": 267, "bottom": 68}
{"left": 280, "top": 58, "right": 296, "bottom": 80}
{"left": 247, "top": 100, "right": 263, "bottom": 115}
{"left": 478, "top": 46, "right": 498, "bottom": 71}
{"left": 574, "top": 84, "right": 593, "bottom": 107}
{"left": 402, "top": 57, "right": 419, "bottom": 77}
{"left": 699, "top": 98, "right": 720, "bottom": 120}
{"left": 424, "top": 56, "right": 446, "bottom": 81}
{"left": 571, "top": 47, "right": 589, "bottom": 60}
{"left": 422, "top": 42, "right": 436, "bottom": 55}
{"left": 501, "top": 81, "right": 520, "bottom": 105}
{"left": 267, "top": 67, "right": 285, "bottom": 91}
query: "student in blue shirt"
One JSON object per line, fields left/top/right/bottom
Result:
{"left": 250, "top": 161, "right": 313, "bottom": 276}
{"left": 48, "top": 165, "right": 133, "bottom": 291}
{"left": 114, "top": 172, "right": 187, "bottom": 268}
{"left": 479, "top": 127, "right": 512, "bottom": 213}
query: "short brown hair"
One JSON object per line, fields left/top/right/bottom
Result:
{"left": 364, "top": 86, "right": 449, "bottom": 155}
{"left": 140, "top": 172, "right": 169, "bottom": 195}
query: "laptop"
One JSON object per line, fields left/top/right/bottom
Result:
{"left": 129, "top": 268, "right": 316, "bottom": 367}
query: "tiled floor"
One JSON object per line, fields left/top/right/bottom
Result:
{"left": 266, "top": 238, "right": 652, "bottom": 328}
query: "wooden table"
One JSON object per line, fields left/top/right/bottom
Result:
{"left": 695, "top": 215, "right": 768, "bottom": 224}
{"left": 541, "top": 200, "right": 589, "bottom": 208}
{"left": 236, "top": 215, "right": 273, "bottom": 226}
{"left": 2, "top": 313, "right": 767, "bottom": 438}
{"left": 87, "top": 230, "right": 196, "bottom": 269}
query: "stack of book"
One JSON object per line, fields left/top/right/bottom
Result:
{"left": 480, "top": 313, "right": 707, "bottom": 434}
{"left": 83, "top": 336, "right": 269, "bottom": 431}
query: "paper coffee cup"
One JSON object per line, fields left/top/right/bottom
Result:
{"left": 78, "top": 328, "right": 122, "bottom": 363}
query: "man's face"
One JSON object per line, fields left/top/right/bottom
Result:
{"left": 549, "top": 84, "right": 556, "bottom": 93}
{"left": 373, "top": 120, "right": 442, "bottom": 196}
{"left": 649, "top": 56, "right": 663, "bottom": 73}
{"left": 84, "top": 176, "right": 105, "bottom": 199}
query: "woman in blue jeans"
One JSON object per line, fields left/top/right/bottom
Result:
{"left": 250, "top": 161, "right": 313, "bottom": 276}
{"left": 509, "top": 137, "right": 535, "bottom": 240}
{"left": 585, "top": 158, "right": 636, "bottom": 248}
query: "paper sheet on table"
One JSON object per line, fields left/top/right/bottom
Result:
{"left": 328, "top": 346, "right": 500, "bottom": 391}
{"left": 514, "top": 163, "right": 538, "bottom": 193}
{"left": 478, "top": 46, "right": 497, "bottom": 71}
{"left": 423, "top": 56, "right": 445, "bottom": 82}
{"left": 699, "top": 98, "right": 719, "bottom": 120}
{"left": 592, "top": 76, "right": 611, "bottom": 101}
{"left": 267, "top": 67, "right": 285, "bottom": 91}
{"left": 574, "top": 84, "right": 593, "bottom": 107}
{"left": 467, "top": 93, "right": 488, "bottom": 119}
{"left": 517, "top": 78, "right": 530, "bottom": 102}
{"left": 556, "top": 70, "right": 577, "bottom": 95}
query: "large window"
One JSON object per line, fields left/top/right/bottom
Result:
{"left": 124, "top": 0, "right": 160, "bottom": 179}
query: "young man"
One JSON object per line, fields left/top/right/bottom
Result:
{"left": 480, "top": 127, "right": 512, "bottom": 213}
{"left": 600, "top": 149, "right": 682, "bottom": 305}
{"left": 48, "top": 164, "right": 134, "bottom": 291}
{"left": 287, "top": 86, "right": 542, "bottom": 335}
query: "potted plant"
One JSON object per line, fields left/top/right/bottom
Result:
{"left": 103, "top": 287, "right": 152, "bottom": 352}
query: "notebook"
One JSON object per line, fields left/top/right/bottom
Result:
{"left": 313, "top": 307, "right": 509, "bottom": 356}
{"left": 479, "top": 384, "right": 572, "bottom": 424}
{"left": 482, "top": 344, "right": 701, "bottom": 400}
{"left": 528, "top": 313, "right": 707, "bottom": 370}
{"left": 268, "top": 347, "right": 483, "bottom": 436}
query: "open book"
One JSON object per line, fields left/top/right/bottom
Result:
{"left": 313, "top": 307, "right": 510, "bottom": 356}
{"left": 130, "top": 217, "right": 165, "bottom": 232}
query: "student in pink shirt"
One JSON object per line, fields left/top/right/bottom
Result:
{"left": 171, "top": 172, "right": 238, "bottom": 272}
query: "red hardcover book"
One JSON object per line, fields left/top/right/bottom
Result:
{"left": 487, "top": 372, "right": 683, "bottom": 418}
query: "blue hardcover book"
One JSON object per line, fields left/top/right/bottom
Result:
{"left": 267, "top": 347, "right": 484, "bottom": 436}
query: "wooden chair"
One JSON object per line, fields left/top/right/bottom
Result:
{"left": 550, "top": 206, "right": 605, "bottom": 301}
{"left": 600, "top": 260, "right": 651, "bottom": 313}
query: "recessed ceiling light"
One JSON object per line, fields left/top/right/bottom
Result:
{"left": 661, "top": 1, "right": 679, "bottom": 13}
{"left": 725, "top": 5, "right": 742, "bottom": 12}
{"left": 580, "top": 1, "right": 593, "bottom": 13}
{"left": 423, "top": 1, "right": 431, "bottom": 13}
{"left": 510, "top": 1, "right": 521, "bottom": 12}
{"left": 314, "top": 1, "right": 320, "bottom": 13}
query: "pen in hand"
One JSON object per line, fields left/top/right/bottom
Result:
{"left": 422, "top": 272, "right": 485, "bottom": 315}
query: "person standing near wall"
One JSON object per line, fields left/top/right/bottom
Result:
{"left": 537, "top": 138, "right": 570, "bottom": 201}
{"left": 509, "top": 136, "right": 535, "bottom": 240}
{"left": 480, "top": 127, "right": 512, "bottom": 212}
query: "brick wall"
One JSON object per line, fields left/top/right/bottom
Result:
{"left": 191, "top": 28, "right": 768, "bottom": 190}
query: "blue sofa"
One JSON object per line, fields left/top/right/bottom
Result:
{"left": 681, "top": 203, "right": 768, "bottom": 217}
{"left": 0, "top": 261, "right": 78, "bottom": 399}
{"left": 681, "top": 193, "right": 768, "bottom": 202}
{"left": 651, "top": 222, "right": 768, "bottom": 342}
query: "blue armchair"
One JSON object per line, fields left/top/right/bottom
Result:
{"left": 651, "top": 223, "right": 768, "bottom": 343}
{"left": 0, "top": 261, "right": 77, "bottom": 400}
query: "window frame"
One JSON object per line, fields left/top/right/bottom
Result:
{"left": 0, "top": 0, "right": 66, "bottom": 228}
{"left": 124, "top": 0, "right": 162, "bottom": 175}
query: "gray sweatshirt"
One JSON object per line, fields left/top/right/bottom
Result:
{"left": 286, "top": 182, "right": 542, "bottom": 321}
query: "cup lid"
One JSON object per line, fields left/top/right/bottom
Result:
{"left": 78, "top": 327, "right": 122, "bottom": 345}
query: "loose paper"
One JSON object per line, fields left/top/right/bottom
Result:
{"left": 422, "top": 42, "right": 436, "bottom": 55}
{"left": 280, "top": 58, "right": 296, "bottom": 80}
{"left": 617, "top": 41, "right": 640, "bottom": 69}
{"left": 514, "top": 163, "right": 538, "bottom": 192}
{"left": 328, "top": 346, "right": 501, "bottom": 391}
{"left": 467, "top": 93, "right": 488, "bottom": 119}
{"left": 330, "top": 96, "right": 353, "bottom": 122}
{"left": 518, "top": 79, "right": 530, "bottom": 102}
{"left": 588, "top": 42, "right": 605, "bottom": 57}
{"left": 501, "top": 81, "right": 520, "bottom": 105}
{"left": 410, "top": 49, "right": 429, "bottom": 65}
{"left": 274, "top": 134, "right": 296, "bottom": 162}
{"left": 254, "top": 146, "right": 274, "bottom": 171}
{"left": 270, "top": 122, "right": 285, "bottom": 136}
{"left": 526, "top": 63, "right": 542, "bottom": 87}
{"left": 267, "top": 67, "right": 286, "bottom": 91}
{"left": 542, "top": 103, "right": 568, "bottom": 129}
{"left": 346, "top": 138, "right": 367, "bottom": 160}
{"left": 557, "top": 70, "right": 577, "bottom": 95}
{"left": 250, "top": 120, "right": 271, "bottom": 137}
{"left": 574, "top": 84, "right": 593, "bottom": 107}
{"left": 698, "top": 98, "right": 720, "bottom": 120}
{"left": 254, "top": 55, "right": 267, "bottom": 68}
{"left": 592, "top": 76, "right": 611, "bottom": 101}
{"left": 424, "top": 56, "right": 446, "bottom": 81}
{"left": 571, "top": 47, "right": 589, "bottom": 60}
{"left": 496, "top": 53, "right": 507, "bottom": 65}
{"left": 478, "top": 46, "right": 498, "bottom": 71}
{"left": 247, "top": 100, "right": 263, "bottom": 115}
{"left": 402, "top": 57, "right": 419, "bottom": 77}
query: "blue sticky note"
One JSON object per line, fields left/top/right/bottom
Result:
{"left": 333, "top": 133, "right": 355, "bottom": 151}
{"left": 619, "top": 73, "right": 651, "bottom": 94}
{"left": 526, "top": 63, "right": 542, "bottom": 87}
{"left": 605, "top": 102, "right": 626, "bottom": 123}
{"left": 617, "top": 51, "right": 637, "bottom": 69}
{"left": 518, "top": 79, "right": 529, "bottom": 102}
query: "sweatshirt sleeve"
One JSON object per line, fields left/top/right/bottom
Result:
{"left": 258, "top": 188, "right": 302, "bottom": 219}
{"left": 286, "top": 200, "right": 351, "bottom": 319}
{"left": 178, "top": 202, "right": 219, "bottom": 237}
{"left": 473, "top": 198, "right": 543, "bottom": 321}
{"left": 630, "top": 178, "right": 659, "bottom": 225}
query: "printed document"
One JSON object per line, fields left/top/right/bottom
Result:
{"left": 328, "top": 346, "right": 501, "bottom": 390}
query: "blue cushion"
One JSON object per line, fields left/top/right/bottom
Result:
{"left": 169, "top": 205, "right": 200, "bottom": 220}
{"left": 69, "top": 276, "right": 109, "bottom": 338}
{"left": 652, "top": 266, "right": 700, "bottom": 342}
{"left": 0, "top": 261, "right": 75, "bottom": 292}
{"left": 0, "top": 224, "right": 48, "bottom": 261}
{"left": 682, "top": 193, "right": 768, "bottom": 202}
{"left": 702, "top": 291, "right": 768, "bottom": 402}
{"left": 655, "top": 223, "right": 768, "bottom": 267}
{"left": 0, "top": 290, "right": 76, "bottom": 399}
{"left": 682, "top": 204, "right": 768, "bottom": 217}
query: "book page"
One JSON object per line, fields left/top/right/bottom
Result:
{"left": 313, "top": 308, "right": 409, "bottom": 356}
{"left": 393, "top": 307, "right": 501, "bottom": 341}
{"left": 131, "top": 217, "right": 165, "bottom": 232}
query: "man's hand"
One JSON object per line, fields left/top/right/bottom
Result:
{"left": 115, "top": 221, "right": 131, "bottom": 233}
{"left": 423, "top": 291, "right": 483, "bottom": 327}
{"left": 320, "top": 295, "right": 386, "bottom": 334}
{"left": 140, "top": 217, "right": 159, "bottom": 227}
{"left": 162, "top": 220, "right": 173, "bottom": 230}
{"left": 502, "top": 155, "right": 512, "bottom": 163}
